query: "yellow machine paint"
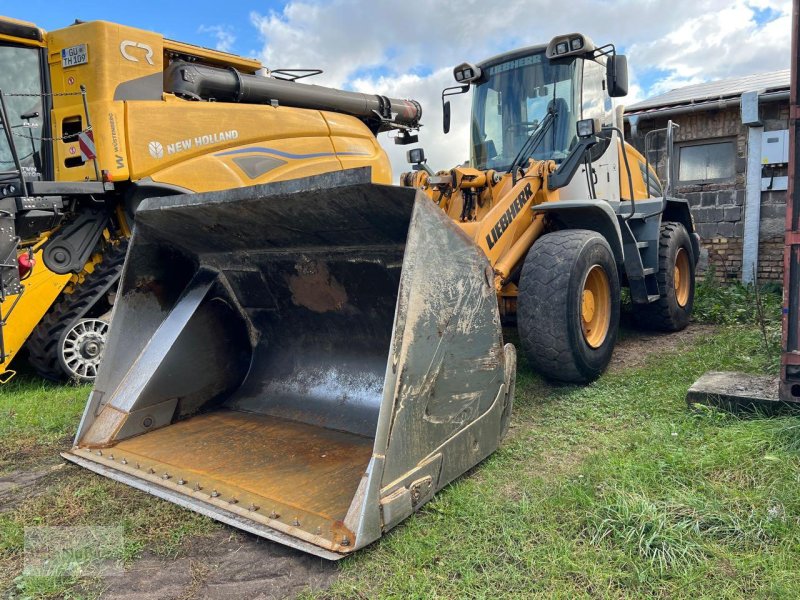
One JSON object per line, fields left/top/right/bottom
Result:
{"left": 402, "top": 33, "right": 699, "bottom": 383}
{"left": 0, "top": 17, "right": 408, "bottom": 381}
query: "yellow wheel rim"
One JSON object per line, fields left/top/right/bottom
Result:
{"left": 581, "top": 265, "right": 611, "bottom": 349}
{"left": 674, "top": 248, "right": 690, "bottom": 308}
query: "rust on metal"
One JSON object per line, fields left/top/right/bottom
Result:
{"left": 287, "top": 259, "right": 349, "bottom": 313}
{"left": 79, "top": 410, "right": 372, "bottom": 546}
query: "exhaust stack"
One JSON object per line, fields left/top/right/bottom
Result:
{"left": 64, "top": 169, "right": 515, "bottom": 559}
{"left": 164, "top": 61, "right": 422, "bottom": 132}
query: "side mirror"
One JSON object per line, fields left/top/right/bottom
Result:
{"left": 607, "top": 55, "right": 628, "bottom": 98}
{"left": 443, "top": 101, "right": 451, "bottom": 134}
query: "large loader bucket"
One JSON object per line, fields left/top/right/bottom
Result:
{"left": 64, "top": 169, "right": 516, "bottom": 559}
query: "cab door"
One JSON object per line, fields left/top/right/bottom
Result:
{"left": 0, "top": 42, "right": 52, "bottom": 181}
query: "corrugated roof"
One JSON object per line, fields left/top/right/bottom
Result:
{"left": 625, "top": 69, "right": 790, "bottom": 113}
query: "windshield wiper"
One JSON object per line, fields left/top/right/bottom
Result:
{"left": 509, "top": 108, "right": 556, "bottom": 185}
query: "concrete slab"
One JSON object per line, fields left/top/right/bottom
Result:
{"left": 686, "top": 370, "right": 799, "bottom": 414}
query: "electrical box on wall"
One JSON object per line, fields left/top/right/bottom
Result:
{"left": 762, "top": 130, "right": 789, "bottom": 165}
{"left": 761, "top": 129, "right": 789, "bottom": 191}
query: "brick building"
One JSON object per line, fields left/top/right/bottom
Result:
{"left": 625, "top": 71, "right": 790, "bottom": 283}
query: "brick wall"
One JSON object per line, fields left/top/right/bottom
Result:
{"left": 628, "top": 101, "right": 788, "bottom": 284}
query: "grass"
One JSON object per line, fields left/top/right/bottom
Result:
{"left": 0, "top": 372, "right": 220, "bottom": 598}
{"left": 2, "top": 282, "right": 796, "bottom": 598}
{"left": 314, "top": 284, "right": 798, "bottom": 599}
{"left": 0, "top": 377, "right": 89, "bottom": 474}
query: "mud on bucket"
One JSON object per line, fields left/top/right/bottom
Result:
{"left": 64, "top": 168, "right": 516, "bottom": 559}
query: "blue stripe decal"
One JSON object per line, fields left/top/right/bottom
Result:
{"left": 215, "top": 146, "right": 369, "bottom": 160}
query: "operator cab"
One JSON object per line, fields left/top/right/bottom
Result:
{"left": 441, "top": 33, "right": 628, "bottom": 175}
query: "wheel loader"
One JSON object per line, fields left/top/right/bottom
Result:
{"left": 0, "top": 15, "right": 421, "bottom": 383}
{"left": 2, "top": 17, "right": 517, "bottom": 559}
{"left": 401, "top": 33, "right": 701, "bottom": 382}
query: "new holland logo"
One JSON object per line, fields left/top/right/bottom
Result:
{"left": 485, "top": 183, "right": 533, "bottom": 250}
{"left": 148, "top": 141, "right": 164, "bottom": 159}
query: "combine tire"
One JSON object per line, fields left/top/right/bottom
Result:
{"left": 26, "top": 243, "right": 127, "bottom": 382}
{"left": 518, "top": 230, "right": 620, "bottom": 383}
{"left": 633, "top": 222, "right": 695, "bottom": 332}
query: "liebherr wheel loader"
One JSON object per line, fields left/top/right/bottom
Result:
{"left": 0, "top": 16, "right": 422, "bottom": 383}
{"left": 401, "top": 33, "right": 701, "bottom": 382}
{"left": 2, "top": 17, "right": 517, "bottom": 560}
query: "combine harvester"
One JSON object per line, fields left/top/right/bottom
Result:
{"left": 0, "top": 16, "right": 421, "bottom": 383}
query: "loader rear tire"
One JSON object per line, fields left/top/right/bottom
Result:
{"left": 26, "top": 242, "right": 126, "bottom": 382}
{"left": 517, "top": 230, "right": 620, "bottom": 383}
{"left": 632, "top": 222, "right": 695, "bottom": 332}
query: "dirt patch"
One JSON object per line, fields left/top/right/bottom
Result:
{"left": 609, "top": 323, "right": 717, "bottom": 374}
{"left": 0, "top": 462, "right": 68, "bottom": 512}
{"left": 0, "top": 435, "right": 73, "bottom": 476}
{"left": 97, "top": 530, "right": 338, "bottom": 600}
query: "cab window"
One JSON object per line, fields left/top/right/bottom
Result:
{"left": 0, "top": 45, "right": 45, "bottom": 179}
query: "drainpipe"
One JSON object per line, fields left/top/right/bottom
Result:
{"left": 741, "top": 90, "right": 764, "bottom": 284}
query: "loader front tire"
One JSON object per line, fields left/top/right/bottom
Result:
{"left": 518, "top": 230, "right": 620, "bottom": 383}
{"left": 632, "top": 222, "right": 695, "bottom": 332}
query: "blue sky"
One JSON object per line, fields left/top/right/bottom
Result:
{"left": 4, "top": 1, "right": 272, "bottom": 57}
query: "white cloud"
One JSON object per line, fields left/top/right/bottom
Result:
{"left": 198, "top": 25, "right": 236, "bottom": 53}
{"left": 250, "top": 0, "right": 791, "bottom": 179}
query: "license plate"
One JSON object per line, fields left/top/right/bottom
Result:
{"left": 61, "top": 44, "right": 88, "bottom": 68}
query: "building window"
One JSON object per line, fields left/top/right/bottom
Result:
{"left": 676, "top": 139, "right": 736, "bottom": 184}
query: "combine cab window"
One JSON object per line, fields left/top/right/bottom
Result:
{"left": 471, "top": 52, "right": 579, "bottom": 171}
{"left": 0, "top": 45, "right": 45, "bottom": 179}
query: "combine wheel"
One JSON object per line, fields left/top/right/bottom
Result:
{"left": 517, "top": 230, "right": 620, "bottom": 383}
{"left": 26, "top": 242, "right": 127, "bottom": 382}
{"left": 633, "top": 222, "right": 695, "bottom": 331}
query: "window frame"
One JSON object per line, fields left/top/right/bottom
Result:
{"left": 674, "top": 137, "right": 737, "bottom": 186}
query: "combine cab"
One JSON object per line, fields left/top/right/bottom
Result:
{"left": 64, "top": 170, "right": 516, "bottom": 559}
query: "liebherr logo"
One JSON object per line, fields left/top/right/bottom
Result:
{"left": 485, "top": 183, "right": 533, "bottom": 250}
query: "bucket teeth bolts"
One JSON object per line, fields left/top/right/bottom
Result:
{"left": 269, "top": 511, "right": 280, "bottom": 519}
{"left": 96, "top": 450, "right": 102, "bottom": 456}
{"left": 248, "top": 504, "right": 259, "bottom": 512}
{"left": 228, "top": 498, "right": 238, "bottom": 504}
{"left": 341, "top": 536, "right": 351, "bottom": 546}
{"left": 211, "top": 490, "right": 220, "bottom": 498}
{"left": 120, "top": 458, "right": 127, "bottom": 465}
{"left": 162, "top": 472, "right": 171, "bottom": 480}
{"left": 292, "top": 518, "right": 300, "bottom": 526}
{"left": 147, "top": 468, "right": 155, "bottom": 474}
{"left": 177, "top": 479, "right": 186, "bottom": 485}
{"left": 193, "top": 483, "right": 202, "bottom": 491}
{"left": 108, "top": 454, "right": 114, "bottom": 460}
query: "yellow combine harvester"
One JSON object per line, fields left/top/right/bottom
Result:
{"left": 402, "top": 33, "right": 700, "bottom": 382}
{"left": 0, "top": 16, "right": 420, "bottom": 382}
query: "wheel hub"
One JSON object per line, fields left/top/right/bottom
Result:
{"left": 582, "top": 290, "right": 596, "bottom": 323}
{"left": 674, "top": 247, "right": 691, "bottom": 308}
{"left": 580, "top": 265, "right": 611, "bottom": 349}
{"left": 61, "top": 318, "right": 110, "bottom": 382}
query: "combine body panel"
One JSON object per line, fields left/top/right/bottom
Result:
{"left": 64, "top": 170, "right": 516, "bottom": 558}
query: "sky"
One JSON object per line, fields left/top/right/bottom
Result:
{"left": 4, "top": 0, "right": 792, "bottom": 175}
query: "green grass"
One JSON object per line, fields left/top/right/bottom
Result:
{"left": 3, "top": 283, "right": 795, "bottom": 599}
{"left": 0, "top": 378, "right": 219, "bottom": 598}
{"left": 316, "top": 306, "right": 799, "bottom": 598}
{"left": 0, "top": 377, "right": 89, "bottom": 474}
